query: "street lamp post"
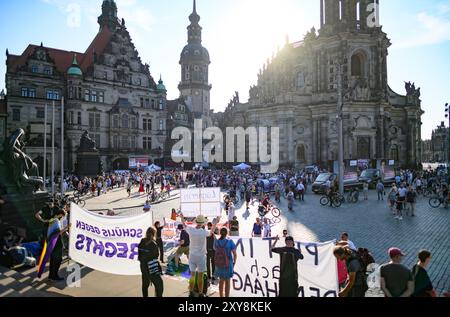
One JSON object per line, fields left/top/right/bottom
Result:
{"left": 337, "top": 63, "right": 345, "bottom": 196}
{"left": 445, "top": 103, "right": 450, "bottom": 164}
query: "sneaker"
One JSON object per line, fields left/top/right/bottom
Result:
{"left": 49, "top": 276, "right": 65, "bottom": 282}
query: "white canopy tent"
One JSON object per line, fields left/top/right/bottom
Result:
{"left": 233, "top": 163, "right": 251, "bottom": 171}
{"left": 145, "top": 164, "right": 162, "bottom": 172}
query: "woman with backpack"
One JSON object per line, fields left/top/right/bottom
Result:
{"left": 214, "top": 228, "right": 237, "bottom": 297}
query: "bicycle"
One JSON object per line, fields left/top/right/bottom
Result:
{"left": 320, "top": 193, "right": 342, "bottom": 208}
{"left": 346, "top": 189, "right": 359, "bottom": 203}
{"left": 429, "top": 196, "right": 449, "bottom": 209}
{"left": 258, "top": 204, "right": 281, "bottom": 218}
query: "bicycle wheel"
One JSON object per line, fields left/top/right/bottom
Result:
{"left": 78, "top": 199, "right": 86, "bottom": 208}
{"left": 320, "top": 197, "right": 329, "bottom": 206}
{"left": 271, "top": 208, "right": 281, "bottom": 218}
{"left": 429, "top": 197, "right": 441, "bottom": 209}
{"left": 258, "top": 209, "right": 266, "bottom": 217}
{"left": 271, "top": 217, "right": 281, "bottom": 224}
{"left": 423, "top": 189, "right": 433, "bottom": 198}
{"left": 332, "top": 197, "right": 342, "bottom": 208}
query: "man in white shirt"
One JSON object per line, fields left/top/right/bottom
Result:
{"left": 180, "top": 213, "right": 220, "bottom": 297}
{"left": 296, "top": 182, "right": 305, "bottom": 201}
{"left": 340, "top": 232, "right": 357, "bottom": 251}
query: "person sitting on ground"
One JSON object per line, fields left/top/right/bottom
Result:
{"left": 143, "top": 201, "right": 151, "bottom": 213}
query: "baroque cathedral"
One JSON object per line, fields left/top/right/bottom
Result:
{"left": 223, "top": 0, "right": 423, "bottom": 169}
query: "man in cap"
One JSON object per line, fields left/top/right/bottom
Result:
{"left": 180, "top": 213, "right": 220, "bottom": 297}
{"left": 271, "top": 235, "right": 304, "bottom": 297}
{"left": 380, "top": 248, "right": 414, "bottom": 297}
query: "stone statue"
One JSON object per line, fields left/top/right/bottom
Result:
{"left": 1, "top": 128, "right": 43, "bottom": 191}
{"left": 404, "top": 81, "right": 421, "bottom": 98}
{"left": 79, "top": 131, "right": 97, "bottom": 152}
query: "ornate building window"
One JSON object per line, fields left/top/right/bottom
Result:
{"left": 31, "top": 64, "right": 38, "bottom": 73}
{"left": 12, "top": 109, "right": 21, "bottom": 121}
{"left": 143, "top": 137, "right": 152, "bottom": 150}
{"left": 113, "top": 135, "right": 119, "bottom": 149}
{"left": 159, "top": 119, "right": 164, "bottom": 131}
{"left": 85, "top": 89, "right": 90, "bottom": 102}
{"left": 351, "top": 52, "right": 366, "bottom": 77}
{"left": 44, "top": 67, "right": 52, "bottom": 75}
{"left": 131, "top": 116, "right": 137, "bottom": 129}
{"left": 21, "top": 88, "right": 28, "bottom": 97}
{"left": 159, "top": 99, "right": 164, "bottom": 110}
{"left": 46, "top": 90, "right": 59, "bottom": 100}
{"left": 36, "top": 109, "right": 45, "bottom": 119}
{"left": 357, "top": 137, "right": 371, "bottom": 159}
{"left": 89, "top": 112, "right": 101, "bottom": 128}
{"left": 99, "top": 91, "right": 104, "bottom": 103}
{"left": 297, "top": 145, "right": 306, "bottom": 163}
{"left": 91, "top": 91, "right": 98, "bottom": 103}
{"left": 77, "top": 112, "right": 82, "bottom": 125}
{"left": 143, "top": 118, "right": 152, "bottom": 131}
{"left": 130, "top": 136, "right": 136, "bottom": 149}
{"left": 122, "top": 114, "right": 129, "bottom": 129}
{"left": 69, "top": 112, "right": 74, "bottom": 125}
{"left": 113, "top": 115, "right": 119, "bottom": 128}
{"left": 390, "top": 145, "right": 399, "bottom": 162}
{"left": 121, "top": 135, "right": 129, "bottom": 149}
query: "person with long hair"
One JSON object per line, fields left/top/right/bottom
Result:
{"left": 411, "top": 250, "right": 437, "bottom": 297}
{"left": 214, "top": 227, "right": 237, "bottom": 297}
{"left": 138, "top": 227, "right": 164, "bottom": 297}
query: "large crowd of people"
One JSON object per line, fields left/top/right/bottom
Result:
{"left": 1, "top": 164, "right": 449, "bottom": 298}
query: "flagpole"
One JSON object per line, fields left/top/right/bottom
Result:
{"left": 61, "top": 97, "right": 65, "bottom": 194}
{"left": 52, "top": 101, "right": 55, "bottom": 197}
{"left": 44, "top": 104, "right": 47, "bottom": 190}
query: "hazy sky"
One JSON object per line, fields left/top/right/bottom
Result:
{"left": 1, "top": 0, "right": 449, "bottom": 139}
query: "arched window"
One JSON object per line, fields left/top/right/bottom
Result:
{"left": 297, "top": 145, "right": 306, "bottom": 163}
{"left": 351, "top": 52, "right": 365, "bottom": 77}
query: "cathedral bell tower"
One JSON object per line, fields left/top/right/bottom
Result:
{"left": 178, "top": 0, "right": 212, "bottom": 118}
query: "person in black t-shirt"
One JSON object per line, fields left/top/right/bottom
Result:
{"left": 35, "top": 200, "right": 55, "bottom": 242}
{"left": 206, "top": 222, "right": 216, "bottom": 281}
{"left": 271, "top": 236, "right": 304, "bottom": 297}
{"left": 412, "top": 250, "right": 436, "bottom": 297}
{"left": 154, "top": 221, "right": 164, "bottom": 263}
{"left": 138, "top": 227, "right": 164, "bottom": 297}
{"left": 174, "top": 224, "right": 190, "bottom": 269}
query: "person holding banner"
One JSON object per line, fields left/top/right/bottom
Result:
{"left": 271, "top": 235, "right": 304, "bottom": 297}
{"left": 180, "top": 213, "right": 220, "bottom": 298}
{"left": 138, "top": 227, "right": 164, "bottom": 297}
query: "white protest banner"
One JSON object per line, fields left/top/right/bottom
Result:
{"left": 230, "top": 238, "right": 339, "bottom": 297}
{"left": 180, "top": 188, "right": 221, "bottom": 217}
{"left": 69, "top": 204, "right": 153, "bottom": 276}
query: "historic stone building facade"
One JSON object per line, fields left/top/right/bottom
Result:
{"left": 5, "top": 0, "right": 167, "bottom": 173}
{"left": 428, "top": 122, "right": 449, "bottom": 163}
{"left": 223, "top": 0, "right": 423, "bottom": 169}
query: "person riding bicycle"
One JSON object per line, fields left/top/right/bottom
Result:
{"left": 327, "top": 185, "right": 336, "bottom": 207}
{"left": 261, "top": 194, "right": 271, "bottom": 212}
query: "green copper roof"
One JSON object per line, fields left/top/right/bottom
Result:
{"left": 157, "top": 75, "right": 166, "bottom": 92}
{"left": 67, "top": 54, "right": 83, "bottom": 77}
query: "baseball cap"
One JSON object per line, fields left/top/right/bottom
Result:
{"left": 389, "top": 247, "right": 405, "bottom": 258}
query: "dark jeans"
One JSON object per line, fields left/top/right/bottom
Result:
{"left": 298, "top": 191, "right": 304, "bottom": 201}
{"left": 141, "top": 265, "right": 164, "bottom": 297}
{"left": 378, "top": 191, "right": 384, "bottom": 200}
{"left": 207, "top": 250, "right": 215, "bottom": 279}
{"left": 49, "top": 244, "right": 63, "bottom": 279}
{"left": 156, "top": 238, "right": 164, "bottom": 262}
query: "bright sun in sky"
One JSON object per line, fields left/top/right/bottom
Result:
{"left": 208, "top": 0, "right": 314, "bottom": 106}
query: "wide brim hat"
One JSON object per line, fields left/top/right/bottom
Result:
{"left": 195, "top": 215, "right": 207, "bottom": 224}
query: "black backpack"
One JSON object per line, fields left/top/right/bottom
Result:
{"left": 355, "top": 248, "right": 375, "bottom": 273}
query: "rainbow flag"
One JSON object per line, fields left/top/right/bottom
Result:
{"left": 37, "top": 231, "right": 60, "bottom": 279}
